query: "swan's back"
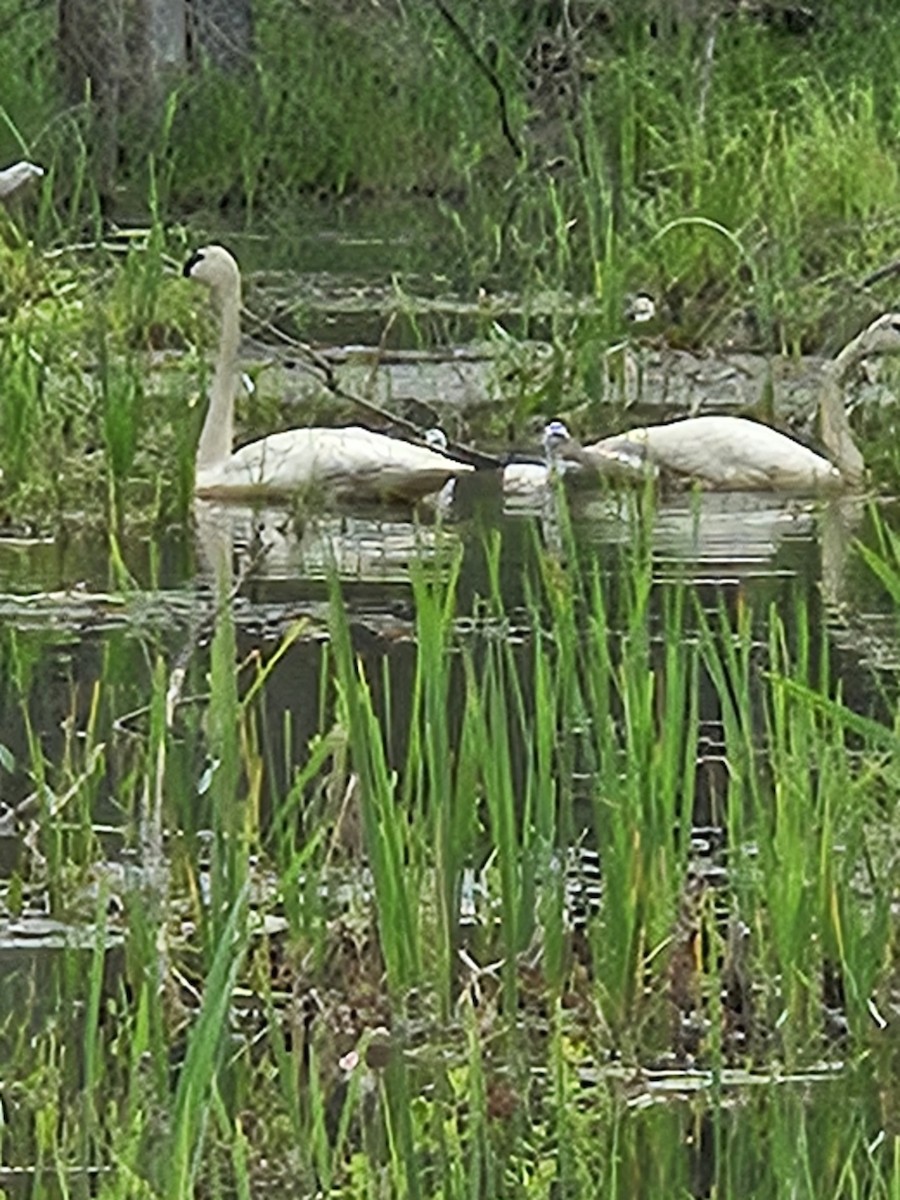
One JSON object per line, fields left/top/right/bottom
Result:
{"left": 502, "top": 460, "right": 550, "bottom": 496}
{"left": 195, "top": 425, "right": 474, "bottom": 502}
{"left": 591, "top": 415, "right": 840, "bottom": 491}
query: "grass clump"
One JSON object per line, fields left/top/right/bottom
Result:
{"left": 2, "top": 3, "right": 900, "bottom": 349}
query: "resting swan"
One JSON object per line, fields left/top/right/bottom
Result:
{"left": 183, "top": 245, "right": 475, "bottom": 503}
{"left": 501, "top": 419, "right": 621, "bottom": 494}
{"left": 577, "top": 314, "right": 900, "bottom": 491}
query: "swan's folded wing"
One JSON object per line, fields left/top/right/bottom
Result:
{"left": 591, "top": 417, "right": 840, "bottom": 491}
{"left": 203, "top": 426, "right": 474, "bottom": 502}
{"left": 315, "top": 427, "right": 474, "bottom": 499}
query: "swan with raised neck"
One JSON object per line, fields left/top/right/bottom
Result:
{"left": 183, "top": 245, "right": 475, "bottom": 503}
{"left": 578, "top": 314, "right": 900, "bottom": 492}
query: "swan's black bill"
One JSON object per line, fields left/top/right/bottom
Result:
{"left": 183, "top": 250, "right": 204, "bottom": 278}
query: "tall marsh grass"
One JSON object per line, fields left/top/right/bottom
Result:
{"left": 4, "top": 492, "right": 900, "bottom": 1193}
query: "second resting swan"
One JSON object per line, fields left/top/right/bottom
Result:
{"left": 426, "top": 419, "right": 592, "bottom": 507}
{"left": 184, "top": 245, "right": 475, "bottom": 503}
{"left": 575, "top": 314, "right": 900, "bottom": 492}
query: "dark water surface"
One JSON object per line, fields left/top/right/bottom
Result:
{"left": 0, "top": 482, "right": 856, "bottom": 802}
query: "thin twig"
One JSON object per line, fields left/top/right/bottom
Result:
{"left": 365, "top": 308, "right": 398, "bottom": 401}
{"left": 242, "top": 305, "right": 503, "bottom": 469}
{"left": 861, "top": 259, "right": 900, "bottom": 289}
{"left": 429, "top": 0, "right": 523, "bottom": 160}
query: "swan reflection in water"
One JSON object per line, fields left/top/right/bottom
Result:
{"left": 531, "top": 483, "right": 832, "bottom": 583}
{"left": 193, "top": 496, "right": 462, "bottom": 590}
{"left": 194, "top": 484, "right": 843, "bottom": 602}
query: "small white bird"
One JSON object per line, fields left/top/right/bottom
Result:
{"left": 578, "top": 314, "right": 900, "bottom": 492}
{"left": 183, "top": 245, "right": 475, "bottom": 504}
{"left": 0, "top": 161, "right": 44, "bottom": 200}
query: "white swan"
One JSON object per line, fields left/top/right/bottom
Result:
{"left": 502, "top": 420, "right": 592, "bottom": 495}
{"left": 0, "top": 161, "right": 43, "bottom": 200}
{"left": 183, "top": 245, "right": 475, "bottom": 503}
{"left": 577, "top": 313, "right": 900, "bottom": 491}
{"left": 425, "top": 419, "right": 578, "bottom": 508}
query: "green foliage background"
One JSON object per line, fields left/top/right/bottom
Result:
{"left": 0, "top": 3, "right": 898, "bottom": 329}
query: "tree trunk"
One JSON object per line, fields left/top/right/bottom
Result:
{"left": 58, "top": 0, "right": 251, "bottom": 195}
{"left": 58, "top": 0, "right": 252, "bottom": 106}
{"left": 146, "top": 0, "right": 188, "bottom": 74}
{"left": 58, "top": 0, "right": 189, "bottom": 105}
{"left": 58, "top": 0, "right": 129, "bottom": 191}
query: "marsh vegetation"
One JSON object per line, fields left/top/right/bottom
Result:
{"left": 3, "top": 2, "right": 900, "bottom": 1197}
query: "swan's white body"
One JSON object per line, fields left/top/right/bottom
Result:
{"left": 589, "top": 415, "right": 840, "bottom": 491}
{"left": 184, "top": 245, "right": 474, "bottom": 503}
{"left": 501, "top": 459, "right": 556, "bottom": 495}
{"left": 194, "top": 423, "right": 472, "bottom": 501}
{"left": 580, "top": 314, "right": 900, "bottom": 492}
{"left": 501, "top": 419, "right": 638, "bottom": 494}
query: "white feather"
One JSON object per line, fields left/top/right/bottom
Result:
{"left": 0, "top": 161, "right": 43, "bottom": 200}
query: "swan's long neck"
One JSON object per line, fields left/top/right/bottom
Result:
{"left": 196, "top": 282, "right": 241, "bottom": 472}
{"left": 819, "top": 335, "right": 868, "bottom": 485}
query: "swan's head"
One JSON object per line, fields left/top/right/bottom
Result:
{"left": 830, "top": 312, "right": 900, "bottom": 380}
{"left": 183, "top": 245, "right": 241, "bottom": 298}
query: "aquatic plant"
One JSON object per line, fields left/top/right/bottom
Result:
{"left": 4, "top": 482, "right": 900, "bottom": 1194}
